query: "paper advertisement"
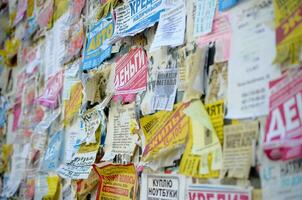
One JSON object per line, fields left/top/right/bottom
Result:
{"left": 24, "top": 44, "right": 41, "bottom": 75}
{"left": 15, "top": 70, "right": 26, "bottom": 102}
{"left": 82, "top": 14, "right": 114, "bottom": 70}
{"left": 140, "top": 173, "right": 186, "bottom": 200}
{"left": 222, "top": 121, "right": 258, "bottom": 178}
{"left": 205, "top": 101, "right": 224, "bottom": 144}
{"left": 104, "top": 102, "right": 138, "bottom": 159}
{"left": 218, "top": 0, "right": 238, "bottom": 11}
{"left": 260, "top": 158, "right": 302, "bottom": 200}
{"left": 150, "top": 0, "right": 185, "bottom": 51}
{"left": 12, "top": 102, "right": 22, "bottom": 131}
{"left": 20, "top": 77, "right": 37, "bottom": 130}
{"left": 0, "top": 144, "right": 12, "bottom": 173}
{"left": 227, "top": 0, "right": 281, "bottom": 118}
{"left": 34, "top": 111, "right": 60, "bottom": 134}
{"left": 53, "top": 0, "right": 69, "bottom": 22}
{"left": 34, "top": 175, "right": 49, "bottom": 200}
{"left": 182, "top": 100, "right": 222, "bottom": 176}
{"left": 152, "top": 68, "right": 178, "bottom": 111}
{"left": 44, "top": 12, "right": 69, "bottom": 80}
{"left": 113, "top": 0, "right": 164, "bottom": 38}
{"left": 114, "top": 47, "right": 148, "bottom": 102}
{"left": 81, "top": 107, "right": 103, "bottom": 145}
{"left": 273, "top": 0, "right": 302, "bottom": 64}
{"left": 63, "top": 19, "right": 85, "bottom": 64}
{"left": 14, "top": 0, "right": 27, "bottom": 25}
{"left": 140, "top": 48, "right": 178, "bottom": 115}
{"left": 193, "top": 0, "right": 216, "bottom": 37}
{"left": 77, "top": 170, "right": 99, "bottom": 200}
{"left": 84, "top": 63, "right": 112, "bottom": 104}
{"left": 140, "top": 103, "right": 190, "bottom": 162}
{"left": 42, "top": 175, "right": 61, "bottom": 200}
{"left": 197, "top": 13, "right": 232, "bottom": 62}
{"left": 57, "top": 149, "right": 98, "bottom": 180}
{"left": 179, "top": 133, "right": 202, "bottom": 179}
{"left": 93, "top": 163, "right": 138, "bottom": 200}
{"left": 37, "top": 70, "right": 64, "bottom": 109}
{"left": 32, "top": 132, "right": 48, "bottom": 151}
{"left": 57, "top": 126, "right": 101, "bottom": 179}
{"left": 187, "top": 184, "right": 252, "bottom": 200}
{"left": 2, "top": 144, "right": 28, "bottom": 198}
{"left": 64, "top": 117, "right": 85, "bottom": 162}
{"left": 205, "top": 62, "right": 228, "bottom": 104}
{"left": 63, "top": 60, "right": 80, "bottom": 100}
{"left": 179, "top": 44, "right": 205, "bottom": 101}
{"left": 62, "top": 180, "right": 73, "bottom": 200}
{"left": 41, "top": 130, "right": 63, "bottom": 171}
{"left": 0, "top": 97, "right": 8, "bottom": 128}
{"left": 64, "top": 82, "right": 83, "bottom": 126}
{"left": 263, "top": 68, "right": 302, "bottom": 160}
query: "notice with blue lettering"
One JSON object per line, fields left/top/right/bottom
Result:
{"left": 260, "top": 157, "right": 302, "bottom": 200}
{"left": 82, "top": 14, "right": 114, "bottom": 70}
{"left": 194, "top": 0, "right": 217, "bottom": 37}
{"left": 114, "top": 0, "right": 165, "bottom": 38}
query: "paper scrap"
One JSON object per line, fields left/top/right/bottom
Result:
{"left": 193, "top": 0, "right": 217, "bottom": 37}
{"left": 150, "top": 0, "right": 185, "bottom": 51}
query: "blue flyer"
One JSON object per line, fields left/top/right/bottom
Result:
{"left": 114, "top": 0, "right": 165, "bottom": 37}
{"left": 41, "top": 130, "right": 63, "bottom": 171}
{"left": 82, "top": 14, "right": 114, "bottom": 70}
{"left": 219, "top": 0, "right": 238, "bottom": 11}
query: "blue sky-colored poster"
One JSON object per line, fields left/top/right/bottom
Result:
{"left": 41, "top": 130, "right": 63, "bottom": 171}
{"left": 219, "top": 0, "right": 238, "bottom": 11}
{"left": 114, "top": 0, "right": 165, "bottom": 38}
{"left": 82, "top": 14, "right": 114, "bottom": 70}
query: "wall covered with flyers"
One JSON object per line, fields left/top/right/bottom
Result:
{"left": 0, "top": 0, "right": 301, "bottom": 199}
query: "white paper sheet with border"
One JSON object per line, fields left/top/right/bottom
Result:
{"left": 193, "top": 0, "right": 216, "bottom": 37}
{"left": 63, "top": 117, "right": 85, "bottom": 162}
{"left": 226, "top": 0, "right": 281, "bottom": 119}
{"left": 150, "top": 0, "right": 186, "bottom": 51}
{"left": 62, "top": 60, "right": 80, "bottom": 101}
{"left": 140, "top": 173, "right": 186, "bottom": 200}
{"left": 103, "top": 102, "right": 138, "bottom": 161}
{"left": 57, "top": 150, "right": 98, "bottom": 180}
{"left": 1, "top": 144, "right": 29, "bottom": 198}
{"left": 260, "top": 157, "right": 302, "bottom": 200}
{"left": 152, "top": 68, "right": 178, "bottom": 111}
{"left": 44, "top": 12, "right": 69, "bottom": 81}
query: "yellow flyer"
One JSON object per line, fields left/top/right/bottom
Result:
{"left": 179, "top": 126, "right": 220, "bottom": 179}
{"left": 139, "top": 103, "right": 190, "bottom": 162}
{"left": 53, "top": 0, "right": 69, "bottom": 22}
{"left": 97, "top": 0, "right": 119, "bottom": 19}
{"left": 93, "top": 164, "right": 138, "bottom": 200}
{"left": 0, "top": 144, "right": 13, "bottom": 173}
{"left": 274, "top": 0, "right": 302, "bottom": 64}
{"left": 64, "top": 82, "right": 83, "bottom": 126}
{"left": 27, "top": 0, "right": 35, "bottom": 17}
{"left": 205, "top": 101, "right": 224, "bottom": 144}
{"left": 179, "top": 100, "right": 222, "bottom": 178}
{"left": 43, "top": 176, "right": 61, "bottom": 200}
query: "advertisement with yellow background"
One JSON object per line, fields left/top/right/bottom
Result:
{"left": 93, "top": 164, "right": 138, "bottom": 200}
{"left": 140, "top": 103, "right": 190, "bottom": 163}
